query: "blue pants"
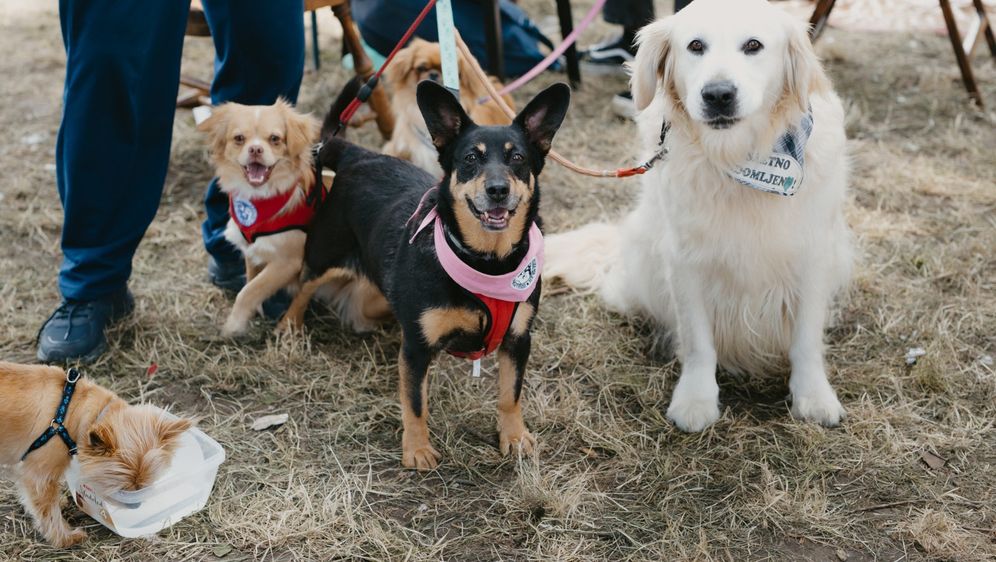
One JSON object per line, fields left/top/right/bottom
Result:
{"left": 56, "top": 0, "right": 304, "bottom": 301}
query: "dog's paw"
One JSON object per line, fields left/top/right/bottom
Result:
{"left": 275, "top": 316, "right": 304, "bottom": 336}
{"left": 51, "top": 528, "right": 87, "bottom": 548}
{"left": 790, "top": 380, "right": 846, "bottom": 427}
{"left": 666, "top": 397, "right": 721, "bottom": 433}
{"left": 499, "top": 428, "right": 537, "bottom": 457}
{"left": 221, "top": 316, "right": 250, "bottom": 339}
{"left": 402, "top": 444, "right": 441, "bottom": 471}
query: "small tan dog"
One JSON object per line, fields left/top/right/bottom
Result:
{"left": 384, "top": 38, "right": 514, "bottom": 176}
{"left": 198, "top": 100, "right": 321, "bottom": 337}
{"left": 0, "top": 362, "right": 193, "bottom": 547}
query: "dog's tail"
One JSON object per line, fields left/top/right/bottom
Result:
{"left": 545, "top": 222, "right": 627, "bottom": 308}
{"left": 320, "top": 76, "right": 363, "bottom": 142}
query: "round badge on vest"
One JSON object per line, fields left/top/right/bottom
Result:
{"left": 233, "top": 198, "right": 258, "bottom": 227}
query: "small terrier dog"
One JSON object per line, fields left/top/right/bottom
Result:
{"left": 0, "top": 362, "right": 193, "bottom": 547}
{"left": 383, "top": 38, "right": 514, "bottom": 177}
{"left": 198, "top": 100, "right": 321, "bottom": 337}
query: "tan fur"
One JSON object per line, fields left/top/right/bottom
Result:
{"left": 0, "top": 363, "right": 193, "bottom": 547}
{"left": 280, "top": 268, "right": 391, "bottom": 334}
{"left": 509, "top": 302, "right": 535, "bottom": 336}
{"left": 418, "top": 307, "right": 483, "bottom": 346}
{"left": 496, "top": 351, "right": 535, "bottom": 456}
{"left": 197, "top": 101, "right": 321, "bottom": 337}
{"left": 451, "top": 174, "right": 532, "bottom": 258}
{"left": 398, "top": 346, "right": 439, "bottom": 470}
{"left": 383, "top": 38, "right": 515, "bottom": 176}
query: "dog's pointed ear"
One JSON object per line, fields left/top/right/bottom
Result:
{"left": 513, "top": 83, "right": 571, "bottom": 156}
{"left": 630, "top": 19, "right": 674, "bottom": 112}
{"left": 157, "top": 416, "right": 194, "bottom": 445}
{"left": 784, "top": 17, "right": 827, "bottom": 114}
{"left": 417, "top": 80, "right": 473, "bottom": 150}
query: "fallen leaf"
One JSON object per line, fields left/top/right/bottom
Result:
{"left": 146, "top": 363, "right": 158, "bottom": 379}
{"left": 251, "top": 413, "right": 289, "bottom": 431}
{"left": 212, "top": 544, "right": 233, "bottom": 558}
{"left": 581, "top": 447, "right": 598, "bottom": 459}
{"left": 920, "top": 450, "right": 946, "bottom": 470}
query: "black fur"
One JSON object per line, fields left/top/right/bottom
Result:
{"left": 304, "top": 81, "right": 570, "bottom": 453}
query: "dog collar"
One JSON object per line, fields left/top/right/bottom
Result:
{"left": 409, "top": 191, "right": 543, "bottom": 303}
{"left": 728, "top": 112, "right": 814, "bottom": 197}
{"left": 22, "top": 368, "right": 83, "bottom": 461}
{"left": 229, "top": 179, "right": 320, "bottom": 243}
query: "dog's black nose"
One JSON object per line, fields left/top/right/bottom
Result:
{"left": 485, "top": 183, "right": 510, "bottom": 202}
{"left": 701, "top": 81, "right": 737, "bottom": 115}
{"left": 428, "top": 70, "right": 441, "bottom": 83}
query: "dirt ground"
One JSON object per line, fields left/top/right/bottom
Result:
{"left": 1, "top": 0, "right": 994, "bottom": 560}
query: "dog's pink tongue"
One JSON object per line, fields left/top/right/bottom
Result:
{"left": 246, "top": 162, "right": 268, "bottom": 184}
{"left": 487, "top": 208, "right": 508, "bottom": 219}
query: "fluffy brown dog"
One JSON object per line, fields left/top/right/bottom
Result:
{"left": 198, "top": 100, "right": 321, "bottom": 337}
{"left": 383, "top": 38, "right": 514, "bottom": 176}
{"left": 0, "top": 362, "right": 193, "bottom": 547}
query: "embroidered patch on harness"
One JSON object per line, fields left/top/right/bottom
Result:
{"left": 233, "top": 198, "right": 258, "bottom": 227}
{"left": 728, "top": 112, "right": 813, "bottom": 197}
{"left": 511, "top": 257, "right": 539, "bottom": 291}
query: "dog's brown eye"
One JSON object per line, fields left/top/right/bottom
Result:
{"left": 416, "top": 65, "right": 428, "bottom": 74}
{"left": 688, "top": 39, "right": 705, "bottom": 54}
{"left": 233, "top": 134, "right": 245, "bottom": 144}
{"left": 743, "top": 39, "right": 763, "bottom": 54}
{"left": 269, "top": 134, "right": 281, "bottom": 144}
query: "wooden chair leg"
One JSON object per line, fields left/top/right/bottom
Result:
{"left": 970, "top": 0, "right": 996, "bottom": 58}
{"left": 939, "top": 0, "right": 984, "bottom": 107}
{"left": 331, "top": 2, "right": 394, "bottom": 139}
{"left": 311, "top": 11, "right": 321, "bottom": 71}
{"left": 484, "top": 0, "right": 505, "bottom": 81}
{"left": 809, "top": 0, "right": 838, "bottom": 41}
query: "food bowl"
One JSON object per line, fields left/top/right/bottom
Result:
{"left": 64, "top": 417, "right": 225, "bottom": 538}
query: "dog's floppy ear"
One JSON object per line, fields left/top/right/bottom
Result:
{"left": 87, "top": 424, "right": 116, "bottom": 456}
{"left": 385, "top": 39, "right": 418, "bottom": 86}
{"left": 196, "top": 103, "right": 234, "bottom": 158}
{"left": 512, "top": 82, "right": 571, "bottom": 156}
{"left": 417, "top": 80, "right": 473, "bottom": 150}
{"left": 630, "top": 19, "right": 674, "bottom": 112}
{"left": 783, "top": 17, "right": 827, "bottom": 114}
{"left": 278, "top": 98, "right": 320, "bottom": 157}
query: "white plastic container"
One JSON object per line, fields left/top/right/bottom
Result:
{"left": 64, "top": 421, "right": 225, "bottom": 538}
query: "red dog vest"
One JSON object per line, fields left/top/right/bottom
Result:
{"left": 229, "top": 183, "right": 319, "bottom": 243}
{"left": 449, "top": 296, "right": 518, "bottom": 361}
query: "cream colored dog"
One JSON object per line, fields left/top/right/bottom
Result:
{"left": 546, "top": 0, "right": 853, "bottom": 432}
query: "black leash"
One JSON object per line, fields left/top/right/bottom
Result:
{"left": 21, "top": 367, "right": 82, "bottom": 461}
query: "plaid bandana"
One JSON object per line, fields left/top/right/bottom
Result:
{"left": 728, "top": 112, "right": 813, "bottom": 197}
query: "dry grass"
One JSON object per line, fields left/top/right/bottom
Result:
{"left": 1, "top": 0, "right": 994, "bottom": 560}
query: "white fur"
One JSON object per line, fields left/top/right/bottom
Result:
{"left": 546, "top": 0, "right": 853, "bottom": 431}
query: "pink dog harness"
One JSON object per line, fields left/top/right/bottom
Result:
{"left": 409, "top": 188, "right": 543, "bottom": 363}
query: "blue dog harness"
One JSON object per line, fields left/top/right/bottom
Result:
{"left": 21, "top": 367, "right": 82, "bottom": 461}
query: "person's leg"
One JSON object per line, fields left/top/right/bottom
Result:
{"left": 40, "top": 0, "right": 188, "bottom": 362}
{"left": 584, "top": 0, "right": 655, "bottom": 71}
{"left": 200, "top": 0, "right": 305, "bottom": 284}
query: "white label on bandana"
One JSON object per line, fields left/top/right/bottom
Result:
{"left": 511, "top": 257, "right": 539, "bottom": 291}
{"left": 729, "top": 152, "right": 804, "bottom": 197}
{"left": 233, "top": 198, "right": 258, "bottom": 226}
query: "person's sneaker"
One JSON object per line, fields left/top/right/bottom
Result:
{"left": 208, "top": 256, "right": 246, "bottom": 293}
{"left": 208, "top": 256, "right": 290, "bottom": 321}
{"left": 612, "top": 91, "right": 637, "bottom": 120}
{"left": 581, "top": 33, "right": 636, "bottom": 75}
{"left": 36, "top": 289, "right": 135, "bottom": 364}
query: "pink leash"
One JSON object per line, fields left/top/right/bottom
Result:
{"left": 477, "top": 0, "right": 608, "bottom": 104}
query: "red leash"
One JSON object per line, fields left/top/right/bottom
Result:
{"left": 334, "top": 0, "right": 438, "bottom": 134}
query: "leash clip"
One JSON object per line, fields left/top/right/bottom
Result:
{"left": 66, "top": 367, "right": 81, "bottom": 383}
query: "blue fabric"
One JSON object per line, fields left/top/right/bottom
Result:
{"left": 56, "top": 0, "right": 304, "bottom": 301}
{"left": 352, "top": 0, "right": 557, "bottom": 78}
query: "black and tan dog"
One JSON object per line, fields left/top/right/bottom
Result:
{"left": 283, "top": 81, "right": 570, "bottom": 470}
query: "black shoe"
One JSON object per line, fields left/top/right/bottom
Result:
{"left": 581, "top": 33, "right": 636, "bottom": 75}
{"left": 209, "top": 256, "right": 289, "bottom": 321}
{"left": 36, "top": 289, "right": 135, "bottom": 364}
{"left": 208, "top": 257, "right": 246, "bottom": 293}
